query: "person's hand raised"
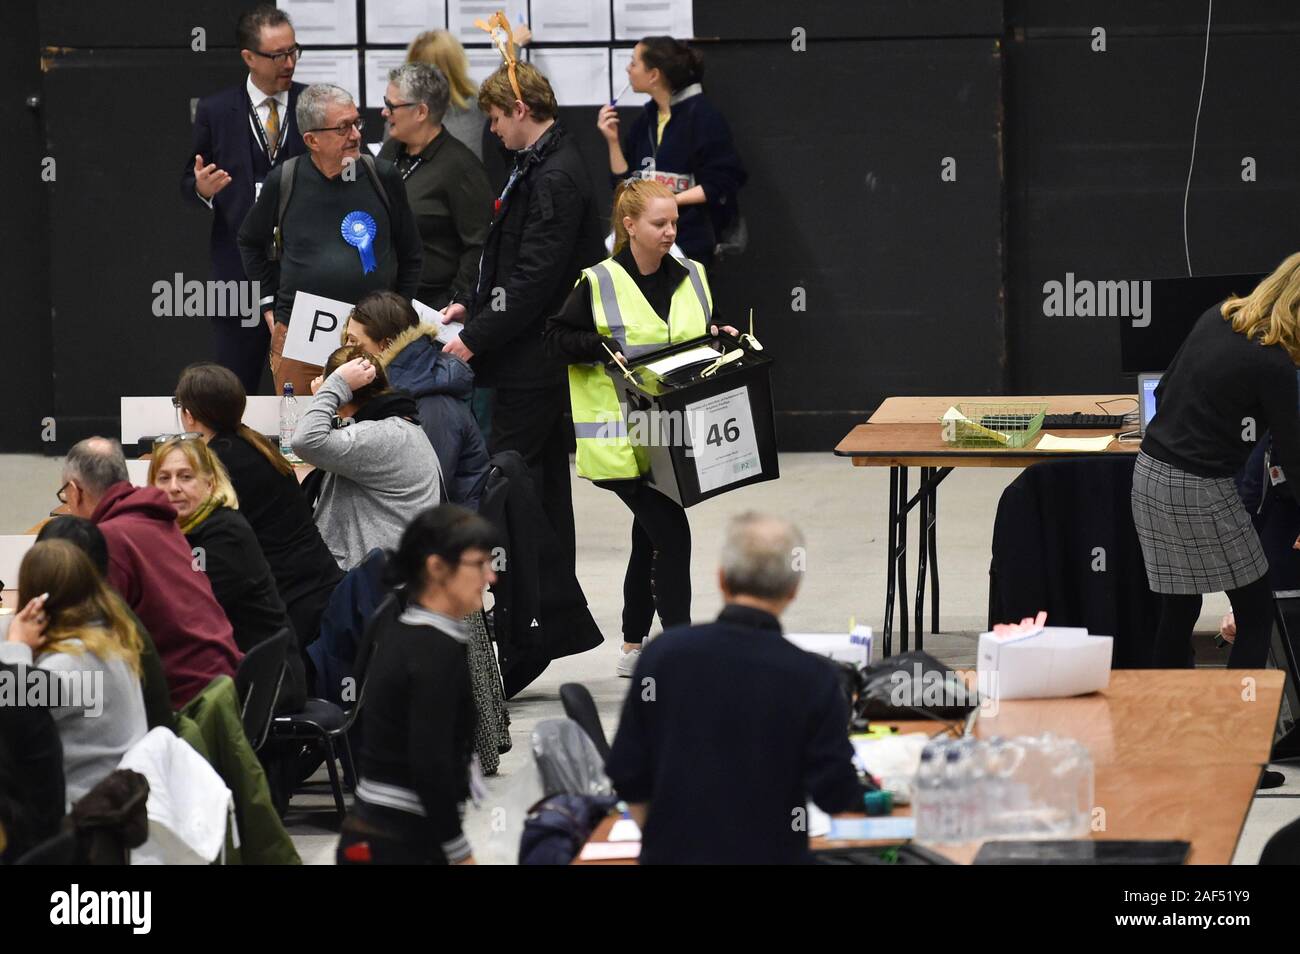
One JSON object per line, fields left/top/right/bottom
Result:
{"left": 194, "top": 155, "right": 232, "bottom": 200}
{"left": 334, "top": 357, "right": 376, "bottom": 392}
{"left": 7, "top": 592, "right": 50, "bottom": 649}
{"left": 597, "top": 104, "right": 620, "bottom": 144}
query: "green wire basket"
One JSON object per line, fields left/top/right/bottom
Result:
{"left": 938, "top": 402, "right": 1048, "bottom": 449}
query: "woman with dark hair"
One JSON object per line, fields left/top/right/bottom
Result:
{"left": 2, "top": 541, "right": 148, "bottom": 804}
{"left": 337, "top": 504, "right": 496, "bottom": 866}
{"left": 343, "top": 290, "right": 489, "bottom": 509}
{"left": 597, "top": 36, "right": 747, "bottom": 267}
{"left": 36, "top": 516, "right": 173, "bottom": 730}
{"left": 174, "top": 362, "right": 342, "bottom": 653}
{"left": 293, "top": 347, "right": 442, "bottom": 570}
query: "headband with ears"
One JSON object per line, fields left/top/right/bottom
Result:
{"left": 474, "top": 10, "right": 523, "bottom": 104}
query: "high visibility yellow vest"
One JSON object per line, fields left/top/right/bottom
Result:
{"left": 567, "top": 256, "right": 712, "bottom": 481}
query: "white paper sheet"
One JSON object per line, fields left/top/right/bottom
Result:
{"left": 364, "top": 49, "right": 410, "bottom": 108}
{"left": 527, "top": 47, "right": 611, "bottom": 106}
{"left": 687, "top": 385, "right": 762, "bottom": 494}
{"left": 577, "top": 841, "right": 641, "bottom": 861}
{"left": 283, "top": 291, "right": 354, "bottom": 367}
{"left": 279, "top": 0, "right": 358, "bottom": 45}
{"left": 449, "top": 0, "right": 528, "bottom": 42}
{"left": 412, "top": 298, "right": 465, "bottom": 346}
{"left": 365, "top": 0, "right": 447, "bottom": 44}
{"left": 530, "top": 0, "right": 612, "bottom": 42}
{"left": 641, "top": 344, "right": 720, "bottom": 377}
{"left": 292, "top": 48, "right": 361, "bottom": 103}
{"left": 1035, "top": 433, "right": 1117, "bottom": 452}
{"left": 613, "top": 0, "right": 694, "bottom": 41}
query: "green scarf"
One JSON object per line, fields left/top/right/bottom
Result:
{"left": 179, "top": 493, "right": 224, "bottom": 534}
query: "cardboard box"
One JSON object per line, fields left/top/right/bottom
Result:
{"left": 977, "top": 626, "right": 1112, "bottom": 700}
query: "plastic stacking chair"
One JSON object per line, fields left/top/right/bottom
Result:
{"left": 1259, "top": 816, "right": 1300, "bottom": 864}
{"left": 558, "top": 683, "right": 611, "bottom": 763}
{"left": 234, "top": 629, "right": 289, "bottom": 752}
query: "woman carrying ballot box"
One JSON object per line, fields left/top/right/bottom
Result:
{"left": 546, "top": 179, "right": 738, "bottom": 677}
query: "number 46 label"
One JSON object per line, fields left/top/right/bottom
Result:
{"left": 686, "top": 385, "right": 762, "bottom": 493}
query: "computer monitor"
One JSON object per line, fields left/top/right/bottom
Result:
{"left": 1138, "top": 373, "right": 1160, "bottom": 434}
{"left": 1119, "top": 273, "right": 1265, "bottom": 373}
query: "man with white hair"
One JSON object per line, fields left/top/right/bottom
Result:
{"left": 58, "top": 438, "right": 241, "bottom": 709}
{"left": 606, "top": 512, "right": 867, "bottom": 864}
{"left": 238, "top": 83, "right": 423, "bottom": 395}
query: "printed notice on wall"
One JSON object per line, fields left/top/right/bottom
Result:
{"left": 278, "top": 0, "right": 358, "bottom": 45}
{"left": 613, "top": 0, "right": 693, "bottom": 41}
{"left": 291, "top": 49, "right": 361, "bottom": 103}
{"left": 686, "top": 385, "right": 761, "bottom": 494}
{"left": 366, "top": 0, "right": 447, "bottom": 44}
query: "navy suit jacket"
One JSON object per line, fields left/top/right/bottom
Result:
{"left": 181, "top": 81, "right": 308, "bottom": 280}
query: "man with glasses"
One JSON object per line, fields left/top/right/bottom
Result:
{"left": 239, "top": 84, "right": 422, "bottom": 396}
{"left": 181, "top": 4, "right": 308, "bottom": 394}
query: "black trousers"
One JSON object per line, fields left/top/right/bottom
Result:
{"left": 490, "top": 384, "right": 576, "bottom": 572}
{"left": 1153, "top": 574, "right": 1275, "bottom": 668}
{"left": 212, "top": 315, "right": 270, "bottom": 395}
{"left": 601, "top": 479, "right": 692, "bottom": 645}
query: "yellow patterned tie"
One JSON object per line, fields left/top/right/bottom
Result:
{"left": 264, "top": 98, "right": 280, "bottom": 160}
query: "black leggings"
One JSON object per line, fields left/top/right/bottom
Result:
{"left": 1153, "top": 575, "right": 1274, "bottom": 668}
{"left": 601, "top": 480, "right": 692, "bottom": 644}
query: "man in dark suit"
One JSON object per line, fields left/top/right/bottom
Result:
{"left": 606, "top": 513, "right": 868, "bottom": 864}
{"left": 181, "top": 4, "right": 307, "bottom": 393}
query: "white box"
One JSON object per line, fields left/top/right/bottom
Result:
{"left": 785, "top": 626, "right": 873, "bottom": 668}
{"left": 977, "top": 626, "right": 1113, "bottom": 701}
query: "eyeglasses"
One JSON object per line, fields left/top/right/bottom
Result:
{"left": 458, "top": 555, "right": 495, "bottom": 575}
{"left": 306, "top": 117, "right": 364, "bottom": 136}
{"left": 249, "top": 45, "right": 302, "bottom": 64}
{"left": 382, "top": 98, "right": 420, "bottom": 112}
{"left": 56, "top": 480, "right": 72, "bottom": 505}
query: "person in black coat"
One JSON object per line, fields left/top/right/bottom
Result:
{"left": 336, "top": 505, "right": 497, "bottom": 866}
{"left": 440, "top": 61, "right": 605, "bottom": 573}
{"left": 597, "top": 37, "right": 747, "bottom": 267}
{"left": 0, "top": 661, "right": 65, "bottom": 863}
{"left": 175, "top": 363, "right": 344, "bottom": 663}
{"left": 180, "top": 5, "right": 307, "bottom": 392}
{"left": 606, "top": 513, "right": 867, "bottom": 864}
{"left": 148, "top": 437, "right": 307, "bottom": 712}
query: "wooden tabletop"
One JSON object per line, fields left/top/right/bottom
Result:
{"left": 576, "top": 669, "right": 1283, "bottom": 865}
{"left": 837, "top": 394, "right": 1141, "bottom": 467}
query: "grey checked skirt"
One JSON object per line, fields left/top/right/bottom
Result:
{"left": 1131, "top": 450, "right": 1269, "bottom": 595}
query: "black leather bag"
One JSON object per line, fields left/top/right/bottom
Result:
{"left": 856, "top": 651, "right": 979, "bottom": 720}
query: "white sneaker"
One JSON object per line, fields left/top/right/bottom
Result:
{"left": 616, "top": 646, "right": 641, "bottom": 678}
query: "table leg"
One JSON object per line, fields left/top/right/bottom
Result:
{"left": 898, "top": 466, "right": 909, "bottom": 654}
{"left": 915, "top": 466, "right": 929, "bottom": 652}
{"left": 883, "top": 467, "right": 898, "bottom": 658}
{"left": 929, "top": 477, "right": 940, "bottom": 634}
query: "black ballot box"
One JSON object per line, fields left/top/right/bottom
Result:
{"left": 605, "top": 333, "right": 780, "bottom": 507}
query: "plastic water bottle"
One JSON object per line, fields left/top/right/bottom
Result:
{"left": 942, "top": 747, "right": 966, "bottom": 841}
{"left": 914, "top": 748, "right": 941, "bottom": 840}
{"left": 279, "top": 382, "right": 298, "bottom": 457}
{"left": 961, "top": 740, "right": 986, "bottom": 841}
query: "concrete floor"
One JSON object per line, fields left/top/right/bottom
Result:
{"left": 3, "top": 451, "right": 1289, "bottom": 864}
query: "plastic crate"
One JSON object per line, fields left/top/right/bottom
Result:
{"left": 939, "top": 402, "right": 1048, "bottom": 448}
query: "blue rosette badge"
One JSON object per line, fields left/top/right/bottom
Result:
{"left": 341, "top": 211, "right": 378, "bottom": 274}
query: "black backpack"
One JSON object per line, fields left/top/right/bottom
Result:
{"left": 268, "top": 153, "right": 390, "bottom": 262}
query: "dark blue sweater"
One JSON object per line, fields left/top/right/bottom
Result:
{"left": 615, "top": 86, "right": 747, "bottom": 264}
{"left": 606, "top": 604, "right": 865, "bottom": 864}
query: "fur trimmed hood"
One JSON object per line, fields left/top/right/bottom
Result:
{"left": 376, "top": 323, "right": 475, "bottom": 401}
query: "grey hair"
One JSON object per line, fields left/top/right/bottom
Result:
{"left": 388, "top": 62, "right": 450, "bottom": 127}
{"left": 296, "top": 83, "right": 355, "bottom": 136}
{"left": 719, "top": 512, "right": 805, "bottom": 600}
{"left": 64, "top": 437, "right": 129, "bottom": 497}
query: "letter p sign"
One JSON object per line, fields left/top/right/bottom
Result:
{"left": 310, "top": 309, "right": 338, "bottom": 342}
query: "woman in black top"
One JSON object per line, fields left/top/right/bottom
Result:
{"left": 337, "top": 504, "right": 496, "bottom": 866}
{"left": 175, "top": 363, "right": 344, "bottom": 659}
{"left": 377, "top": 62, "right": 493, "bottom": 309}
{"left": 149, "top": 437, "right": 306, "bottom": 712}
{"left": 1132, "top": 254, "right": 1300, "bottom": 669}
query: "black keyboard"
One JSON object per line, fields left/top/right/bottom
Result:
{"left": 1042, "top": 412, "right": 1127, "bottom": 430}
